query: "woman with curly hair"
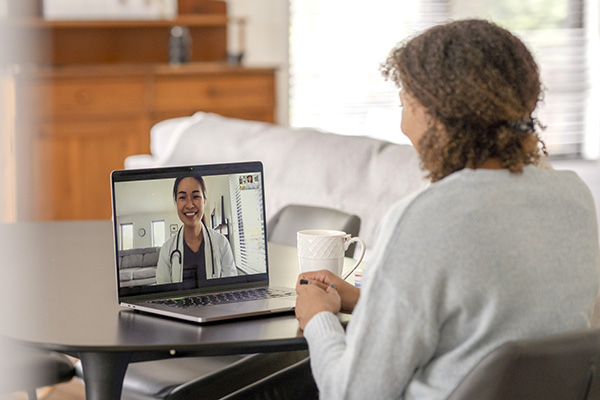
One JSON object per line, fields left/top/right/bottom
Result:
{"left": 295, "top": 19, "right": 599, "bottom": 399}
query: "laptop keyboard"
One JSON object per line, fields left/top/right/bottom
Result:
{"left": 150, "top": 288, "right": 295, "bottom": 308}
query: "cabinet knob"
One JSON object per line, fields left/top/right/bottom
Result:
{"left": 75, "top": 90, "right": 93, "bottom": 105}
{"left": 207, "top": 87, "right": 219, "bottom": 97}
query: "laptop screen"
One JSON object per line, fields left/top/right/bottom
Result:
{"left": 111, "top": 162, "right": 269, "bottom": 298}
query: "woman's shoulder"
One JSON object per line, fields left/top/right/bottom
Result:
{"left": 379, "top": 164, "right": 595, "bottom": 237}
{"left": 389, "top": 167, "right": 567, "bottom": 220}
{"left": 513, "top": 165, "right": 594, "bottom": 203}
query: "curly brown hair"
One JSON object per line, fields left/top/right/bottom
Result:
{"left": 381, "top": 19, "right": 547, "bottom": 182}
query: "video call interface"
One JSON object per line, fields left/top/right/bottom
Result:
{"left": 113, "top": 168, "right": 268, "bottom": 294}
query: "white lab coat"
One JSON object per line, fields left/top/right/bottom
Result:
{"left": 156, "top": 224, "right": 237, "bottom": 283}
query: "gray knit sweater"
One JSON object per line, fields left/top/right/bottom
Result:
{"left": 304, "top": 166, "right": 600, "bottom": 399}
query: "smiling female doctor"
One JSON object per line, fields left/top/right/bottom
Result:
{"left": 156, "top": 175, "right": 237, "bottom": 285}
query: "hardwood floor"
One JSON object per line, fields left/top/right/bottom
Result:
{"left": 43, "top": 380, "right": 86, "bottom": 400}
{"left": 0, "top": 379, "right": 86, "bottom": 400}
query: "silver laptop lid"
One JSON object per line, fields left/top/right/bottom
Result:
{"left": 111, "top": 161, "right": 269, "bottom": 301}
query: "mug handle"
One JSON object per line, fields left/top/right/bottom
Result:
{"left": 342, "top": 235, "right": 366, "bottom": 281}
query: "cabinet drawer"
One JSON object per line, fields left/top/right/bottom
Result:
{"left": 152, "top": 74, "right": 275, "bottom": 113}
{"left": 24, "top": 77, "right": 147, "bottom": 118}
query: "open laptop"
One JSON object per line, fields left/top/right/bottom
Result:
{"left": 111, "top": 161, "right": 297, "bottom": 323}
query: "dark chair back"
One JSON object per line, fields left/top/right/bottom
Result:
{"left": 447, "top": 329, "right": 600, "bottom": 400}
{"left": 267, "top": 204, "right": 361, "bottom": 257}
{"left": 221, "top": 357, "right": 318, "bottom": 400}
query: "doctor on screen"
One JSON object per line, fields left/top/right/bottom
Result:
{"left": 156, "top": 175, "right": 237, "bottom": 284}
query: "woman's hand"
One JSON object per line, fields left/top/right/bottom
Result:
{"left": 295, "top": 278, "right": 341, "bottom": 330}
{"left": 297, "top": 270, "right": 360, "bottom": 313}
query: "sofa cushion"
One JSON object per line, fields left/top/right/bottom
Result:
{"left": 119, "top": 247, "right": 160, "bottom": 268}
{"left": 142, "top": 251, "right": 159, "bottom": 267}
{"left": 120, "top": 269, "right": 133, "bottom": 282}
{"left": 121, "top": 253, "right": 143, "bottom": 269}
{"left": 120, "top": 267, "right": 156, "bottom": 282}
{"left": 120, "top": 277, "right": 156, "bottom": 288}
{"left": 133, "top": 267, "right": 157, "bottom": 280}
{"left": 118, "top": 247, "right": 160, "bottom": 287}
{"left": 119, "top": 267, "right": 156, "bottom": 286}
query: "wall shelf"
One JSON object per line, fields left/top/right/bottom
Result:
{"left": 8, "top": 15, "right": 245, "bottom": 29}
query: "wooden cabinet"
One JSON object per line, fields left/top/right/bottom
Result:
{"left": 151, "top": 64, "right": 276, "bottom": 123}
{"left": 16, "top": 63, "right": 275, "bottom": 221}
{"left": 10, "top": 2, "right": 276, "bottom": 221}
{"left": 29, "top": 116, "right": 149, "bottom": 220}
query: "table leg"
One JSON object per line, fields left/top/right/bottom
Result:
{"left": 79, "top": 351, "right": 132, "bottom": 400}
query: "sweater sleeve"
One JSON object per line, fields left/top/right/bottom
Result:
{"left": 303, "top": 194, "right": 440, "bottom": 400}
{"left": 304, "top": 268, "right": 439, "bottom": 399}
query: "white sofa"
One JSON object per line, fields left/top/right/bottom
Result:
{"left": 125, "top": 112, "right": 429, "bottom": 254}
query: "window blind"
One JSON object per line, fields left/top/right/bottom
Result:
{"left": 289, "top": 0, "right": 597, "bottom": 158}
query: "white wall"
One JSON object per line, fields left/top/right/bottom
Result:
{"left": 225, "top": 0, "right": 289, "bottom": 125}
{"left": 584, "top": 0, "right": 600, "bottom": 159}
{"left": 117, "top": 212, "right": 180, "bottom": 248}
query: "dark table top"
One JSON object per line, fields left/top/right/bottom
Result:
{"left": 0, "top": 220, "right": 309, "bottom": 359}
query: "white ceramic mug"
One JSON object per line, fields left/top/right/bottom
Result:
{"left": 297, "top": 230, "right": 366, "bottom": 280}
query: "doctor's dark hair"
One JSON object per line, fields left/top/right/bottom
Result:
{"left": 172, "top": 175, "right": 207, "bottom": 201}
{"left": 381, "top": 19, "right": 547, "bottom": 182}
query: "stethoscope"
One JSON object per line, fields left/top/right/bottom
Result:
{"left": 170, "top": 220, "right": 216, "bottom": 277}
